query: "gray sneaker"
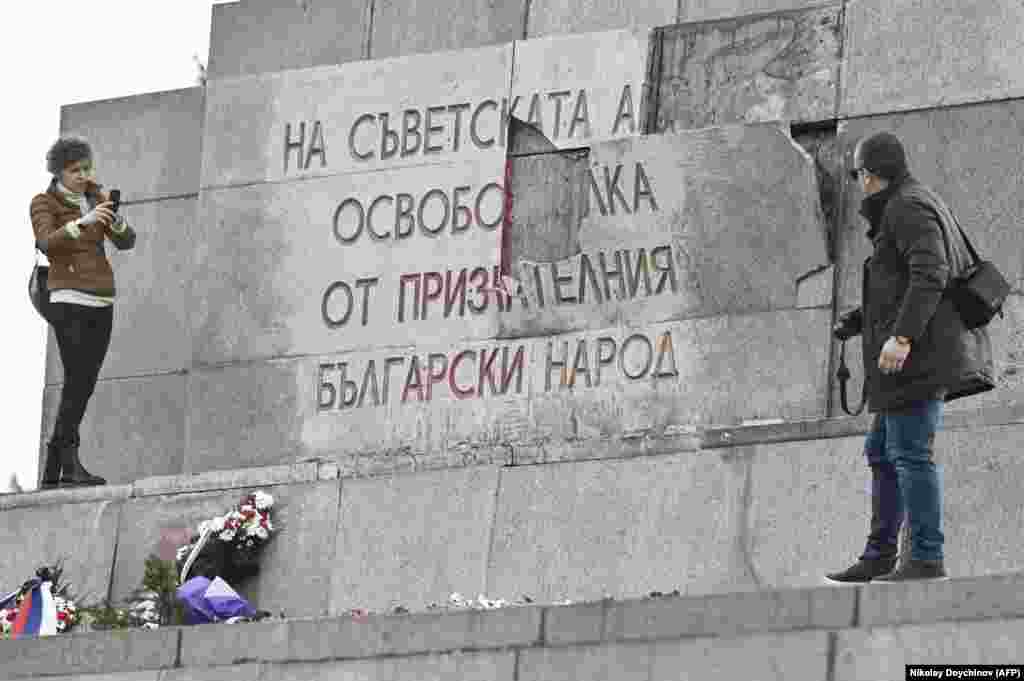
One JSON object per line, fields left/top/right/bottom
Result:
{"left": 873, "top": 558, "right": 947, "bottom": 582}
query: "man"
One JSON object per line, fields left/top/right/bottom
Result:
{"left": 826, "top": 132, "right": 994, "bottom": 583}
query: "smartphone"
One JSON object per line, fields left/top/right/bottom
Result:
{"left": 109, "top": 189, "right": 121, "bottom": 213}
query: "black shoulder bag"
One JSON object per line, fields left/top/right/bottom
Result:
{"left": 944, "top": 216, "right": 1010, "bottom": 330}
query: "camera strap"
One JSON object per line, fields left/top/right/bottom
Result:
{"left": 837, "top": 340, "right": 867, "bottom": 416}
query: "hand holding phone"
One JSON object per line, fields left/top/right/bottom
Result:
{"left": 109, "top": 189, "right": 121, "bottom": 213}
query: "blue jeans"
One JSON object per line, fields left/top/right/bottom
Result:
{"left": 860, "top": 400, "right": 945, "bottom": 562}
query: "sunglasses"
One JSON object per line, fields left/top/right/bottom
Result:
{"left": 848, "top": 167, "right": 870, "bottom": 181}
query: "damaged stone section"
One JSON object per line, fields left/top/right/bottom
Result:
{"left": 500, "top": 123, "right": 831, "bottom": 337}
{"left": 648, "top": 4, "right": 842, "bottom": 133}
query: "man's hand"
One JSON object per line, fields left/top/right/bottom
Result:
{"left": 878, "top": 337, "right": 911, "bottom": 374}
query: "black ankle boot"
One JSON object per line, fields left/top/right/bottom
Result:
{"left": 40, "top": 441, "right": 63, "bottom": 489}
{"left": 58, "top": 436, "right": 106, "bottom": 487}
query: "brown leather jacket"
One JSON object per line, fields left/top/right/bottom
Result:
{"left": 30, "top": 180, "right": 136, "bottom": 296}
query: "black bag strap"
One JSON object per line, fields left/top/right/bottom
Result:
{"left": 837, "top": 340, "right": 867, "bottom": 416}
{"left": 918, "top": 185, "right": 982, "bottom": 268}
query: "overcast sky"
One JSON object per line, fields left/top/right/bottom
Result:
{"left": 2, "top": 1, "right": 228, "bottom": 491}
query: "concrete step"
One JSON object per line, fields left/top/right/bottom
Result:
{"left": 1, "top": 571, "right": 1023, "bottom": 680}
{"left": 3, "top": 403, "right": 1023, "bottom": 624}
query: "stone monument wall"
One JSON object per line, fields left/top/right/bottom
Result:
{"left": 37, "top": 0, "right": 1024, "bottom": 491}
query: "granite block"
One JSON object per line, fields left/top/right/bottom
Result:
{"left": 517, "top": 640, "right": 653, "bottom": 681}
{"left": 0, "top": 628, "right": 177, "bottom": 680}
{"left": 501, "top": 125, "right": 830, "bottom": 337}
{"left": 652, "top": 5, "right": 842, "bottom": 132}
{"left": 185, "top": 310, "right": 831, "bottom": 477}
{"left": 132, "top": 462, "right": 320, "bottom": 498}
{"left": 485, "top": 452, "right": 745, "bottom": 605}
{"left": 545, "top": 585, "right": 856, "bottom": 645}
{"left": 510, "top": 29, "right": 652, "bottom": 147}
{"left": 181, "top": 605, "right": 540, "bottom": 666}
{"left": 200, "top": 43, "right": 512, "bottom": 187}
{"left": 208, "top": 0, "right": 369, "bottom": 80}
{"left": 259, "top": 650, "right": 516, "bottom": 681}
{"left": 648, "top": 630, "right": 830, "bottom": 681}
{"left": 161, "top": 667, "right": 263, "bottom": 681}
{"left": 370, "top": 0, "right": 525, "bottom": 59}
{"left": 111, "top": 481, "right": 340, "bottom": 619}
{"left": 39, "top": 374, "right": 187, "bottom": 487}
{"left": 834, "top": 618, "right": 1024, "bottom": 679}
{"left": 331, "top": 465, "right": 500, "bottom": 614}
{"left": 45, "top": 197, "right": 195, "bottom": 384}
{"left": 677, "top": 0, "right": 828, "bottom": 24}
{"left": 0, "top": 498, "right": 120, "bottom": 615}
{"left": 525, "top": 0, "right": 675, "bottom": 38}
{"left": 60, "top": 88, "right": 202, "bottom": 201}
{"left": 190, "top": 158, "right": 503, "bottom": 366}
{"left": 841, "top": 0, "right": 1024, "bottom": 117}
{"left": 859, "top": 572, "right": 1024, "bottom": 628}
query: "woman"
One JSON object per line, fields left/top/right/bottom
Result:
{"left": 30, "top": 137, "right": 137, "bottom": 488}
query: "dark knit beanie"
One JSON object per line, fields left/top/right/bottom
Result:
{"left": 857, "top": 132, "right": 908, "bottom": 180}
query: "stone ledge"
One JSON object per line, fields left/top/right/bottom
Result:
{"left": 180, "top": 606, "right": 543, "bottom": 667}
{"left": 3, "top": 573, "right": 1024, "bottom": 679}
{"left": 5, "top": 402, "right": 1023, "bottom": 511}
{"left": 0, "top": 627, "right": 178, "bottom": 680}
{"left": 544, "top": 585, "right": 856, "bottom": 646}
{"left": 858, "top": 572, "right": 1024, "bottom": 628}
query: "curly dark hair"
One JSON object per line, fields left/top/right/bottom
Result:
{"left": 46, "top": 137, "right": 93, "bottom": 176}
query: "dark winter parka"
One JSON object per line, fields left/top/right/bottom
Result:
{"left": 853, "top": 172, "right": 995, "bottom": 412}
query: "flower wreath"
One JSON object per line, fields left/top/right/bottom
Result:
{"left": 175, "top": 490, "right": 276, "bottom": 585}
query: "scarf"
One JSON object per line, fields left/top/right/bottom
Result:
{"left": 55, "top": 181, "right": 86, "bottom": 211}
{"left": 859, "top": 171, "right": 911, "bottom": 240}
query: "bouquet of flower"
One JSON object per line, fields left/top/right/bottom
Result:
{"left": 176, "top": 490, "right": 277, "bottom": 584}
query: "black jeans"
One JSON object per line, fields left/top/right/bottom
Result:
{"left": 46, "top": 302, "right": 113, "bottom": 445}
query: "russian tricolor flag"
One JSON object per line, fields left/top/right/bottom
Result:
{"left": 3, "top": 580, "right": 58, "bottom": 638}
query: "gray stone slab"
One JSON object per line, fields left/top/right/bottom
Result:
{"left": 370, "top": 0, "right": 525, "bottom": 60}
{"left": 502, "top": 125, "right": 830, "bottom": 337}
{"left": 331, "top": 466, "right": 500, "bottom": 614}
{"left": 747, "top": 435, "right": 875, "bottom": 590}
{"left": 30, "top": 673, "right": 161, "bottom": 681}
{"left": 111, "top": 481, "right": 340, "bottom": 619}
{"left": 518, "top": 640, "right": 653, "bottom": 681}
{"left": 0, "top": 628, "right": 177, "bottom": 679}
{"left": 45, "top": 197, "right": 196, "bottom": 384}
{"left": 132, "top": 462, "right": 320, "bottom": 498}
{"left": 208, "top": 0, "right": 369, "bottom": 80}
{"left": 200, "top": 43, "right": 512, "bottom": 187}
{"left": 486, "top": 452, "right": 748, "bottom": 605}
{"left": 185, "top": 310, "right": 831, "bottom": 477}
{"left": 260, "top": 650, "right": 516, "bottom": 681}
{"left": 190, "top": 158, "right": 504, "bottom": 366}
{"left": 39, "top": 374, "right": 186, "bottom": 487}
{"left": 0, "top": 499, "right": 120, "bottom": 615}
{"left": 648, "top": 630, "right": 829, "bottom": 681}
{"left": 834, "top": 618, "right": 1024, "bottom": 679}
{"left": 859, "top": 572, "right": 1024, "bottom": 628}
{"left": 841, "top": 0, "right": 1024, "bottom": 117}
{"left": 510, "top": 29, "right": 652, "bottom": 148}
{"left": 182, "top": 605, "right": 540, "bottom": 666}
{"left": 545, "top": 585, "right": 855, "bottom": 645}
{"left": 525, "top": 0, "right": 675, "bottom": 38}
{"left": 0, "top": 484, "right": 130, "bottom": 512}
{"left": 797, "top": 266, "right": 833, "bottom": 309}
{"left": 162, "top": 667, "right": 262, "bottom": 681}
{"left": 519, "top": 631, "right": 829, "bottom": 681}
{"left": 677, "top": 0, "right": 828, "bottom": 24}
{"left": 60, "top": 88, "right": 202, "bottom": 201}
{"left": 750, "top": 423, "right": 1024, "bottom": 587}
{"left": 652, "top": 5, "right": 841, "bottom": 132}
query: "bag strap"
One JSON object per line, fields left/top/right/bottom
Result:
{"left": 836, "top": 340, "right": 867, "bottom": 416}
{"left": 919, "top": 185, "right": 982, "bottom": 267}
